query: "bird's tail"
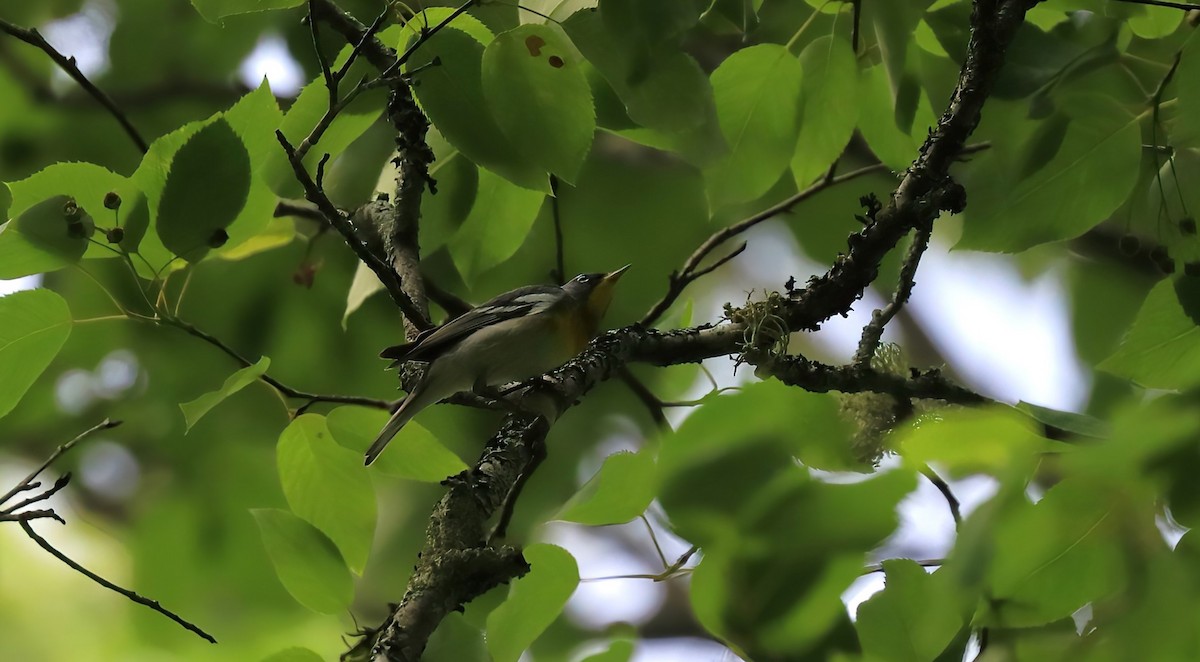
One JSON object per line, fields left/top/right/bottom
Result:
{"left": 364, "top": 381, "right": 440, "bottom": 466}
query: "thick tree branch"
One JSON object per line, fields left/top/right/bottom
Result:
{"left": 0, "top": 18, "right": 148, "bottom": 153}
{"left": 352, "top": 0, "right": 1035, "bottom": 658}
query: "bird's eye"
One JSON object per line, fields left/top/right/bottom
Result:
{"left": 576, "top": 275, "right": 590, "bottom": 283}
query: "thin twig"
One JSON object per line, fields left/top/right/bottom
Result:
{"left": 550, "top": 175, "right": 566, "bottom": 284}
{"left": 640, "top": 515, "right": 671, "bottom": 568}
{"left": 618, "top": 368, "right": 669, "bottom": 430}
{"left": 158, "top": 315, "right": 393, "bottom": 410}
{"left": 640, "top": 162, "right": 888, "bottom": 327}
{"left": 920, "top": 465, "right": 962, "bottom": 529}
{"left": 1, "top": 474, "right": 71, "bottom": 515}
{"left": 853, "top": 225, "right": 933, "bottom": 367}
{"left": 487, "top": 434, "right": 547, "bottom": 542}
{"left": 851, "top": 0, "right": 862, "bottom": 53}
{"left": 862, "top": 558, "right": 945, "bottom": 574}
{"left": 0, "top": 19, "right": 147, "bottom": 153}
{"left": 19, "top": 520, "right": 217, "bottom": 643}
{"left": 275, "top": 130, "right": 432, "bottom": 329}
{"left": 379, "top": 0, "right": 479, "bottom": 80}
{"left": 0, "top": 420, "right": 120, "bottom": 507}
{"left": 1111, "top": 0, "right": 1200, "bottom": 9}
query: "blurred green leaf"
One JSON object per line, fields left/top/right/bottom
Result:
{"left": 405, "top": 28, "right": 549, "bottom": 192}
{"left": 1100, "top": 277, "right": 1200, "bottom": 390}
{"left": 705, "top": 44, "right": 802, "bottom": 208}
{"left": 986, "top": 479, "right": 1124, "bottom": 626}
{"left": 579, "top": 638, "right": 635, "bottom": 662}
{"left": 327, "top": 406, "right": 466, "bottom": 481}
{"left": 157, "top": 118, "right": 251, "bottom": 262}
{"left": 792, "top": 35, "right": 859, "bottom": 187}
{"left": 0, "top": 288, "right": 72, "bottom": 420}
{"left": 260, "top": 647, "right": 324, "bottom": 662}
{"left": 179, "top": 357, "right": 270, "bottom": 432}
{"left": 485, "top": 543, "right": 579, "bottom": 662}
{"left": 0, "top": 181, "right": 10, "bottom": 220}
{"left": 277, "top": 414, "right": 377, "bottom": 574}
{"left": 858, "top": 64, "right": 935, "bottom": 171}
{"left": 251, "top": 508, "right": 354, "bottom": 614}
{"left": 896, "top": 407, "right": 1051, "bottom": 480}
{"left": 958, "top": 100, "right": 1141, "bottom": 252}
{"left": 449, "top": 168, "right": 545, "bottom": 283}
{"left": 557, "top": 450, "right": 656, "bottom": 525}
{"left": 855, "top": 560, "right": 964, "bottom": 662}
{"left": 1015, "top": 401, "right": 1110, "bottom": 438}
{"left": 189, "top": 0, "right": 303, "bottom": 22}
{"left": 482, "top": 25, "right": 595, "bottom": 183}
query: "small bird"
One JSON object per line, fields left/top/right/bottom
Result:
{"left": 365, "top": 265, "right": 630, "bottom": 465}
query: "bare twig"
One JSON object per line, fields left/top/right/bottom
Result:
{"left": 920, "top": 465, "right": 963, "bottom": 529}
{"left": 640, "top": 163, "right": 888, "bottom": 327}
{"left": 550, "top": 175, "right": 566, "bottom": 284}
{"left": 0, "top": 18, "right": 147, "bottom": 153}
{"left": 275, "top": 130, "right": 432, "bottom": 329}
{"left": 379, "top": 0, "right": 479, "bottom": 80}
{"left": 158, "top": 315, "right": 393, "bottom": 410}
{"left": 618, "top": 368, "right": 670, "bottom": 430}
{"left": 862, "top": 558, "right": 945, "bottom": 574}
{"left": 19, "top": 520, "right": 217, "bottom": 643}
{"left": 853, "top": 224, "right": 933, "bottom": 367}
{"left": 1111, "top": 0, "right": 1200, "bottom": 9}
{"left": 0, "top": 419, "right": 120, "bottom": 507}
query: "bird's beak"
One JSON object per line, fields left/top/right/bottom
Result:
{"left": 603, "top": 264, "right": 631, "bottom": 284}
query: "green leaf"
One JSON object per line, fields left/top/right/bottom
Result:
{"left": 261, "top": 647, "right": 324, "bottom": 662}
{"left": 0, "top": 181, "right": 10, "bottom": 220}
{"left": 1015, "top": 401, "right": 1110, "bottom": 438}
{"left": 1175, "top": 34, "right": 1200, "bottom": 148}
{"left": 791, "top": 36, "right": 859, "bottom": 187}
{"left": 156, "top": 118, "right": 251, "bottom": 262}
{"left": 1100, "top": 277, "right": 1200, "bottom": 390}
{"left": 449, "top": 168, "right": 545, "bottom": 283}
{"left": 215, "top": 80, "right": 288, "bottom": 260}
{"left": 11, "top": 196, "right": 90, "bottom": 267}
{"left": 857, "top": 63, "right": 935, "bottom": 171}
{"left": 486, "top": 543, "right": 579, "bottom": 662}
{"left": 0, "top": 222, "right": 76, "bottom": 280}
{"left": 189, "top": 0, "right": 304, "bottom": 22}
{"left": 178, "top": 357, "right": 269, "bottom": 432}
{"left": 405, "top": 28, "right": 549, "bottom": 192}
{"left": 0, "top": 289, "right": 72, "bottom": 420}
{"left": 327, "top": 406, "right": 466, "bottom": 481}
{"left": 1124, "top": 3, "right": 1182, "bottom": 39}
{"left": 704, "top": 44, "right": 802, "bottom": 207}
{"left": 277, "top": 414, "right": 377, "bottom": 574}
{"left": 401, "top": 7, "right": 495, "bottom": 45}
{"left": 262, "top": 48, "right": 387, "bottom": 197}
{"left": 579, "top": 638, "right": 635, "bottom": 662}
{"left": 251, "top": 508, "right": 354, "bottom": 614}
{"left": 557, "top": 450, "right": 656, "bottom": 525}
{"left": 986, "top": 480, "right": 1123, "bottom": 626}
{"left": 958, "top": 101, "right": 1141, "bottom": 252}
{"left": 342, "top": 262, "right": 385, "bottom": 329}
{"left": 520, "top": 0, "right": 598, "bottom": 25}
{"left": 896, "top": 407, "right": 1050, "bottom": 480}
{"left": 482, "top": 25, "right": 596, "bottom": 183}
{"left": 855, "top": 560, "right": 964, "bottom": 662}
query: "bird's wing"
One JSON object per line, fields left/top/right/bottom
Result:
{"left": 379, "top": 285, "right": 563, "bottom": 366}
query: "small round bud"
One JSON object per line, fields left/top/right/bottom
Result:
{"left": 103, "top": 191, "right": 121, "bottom": 210}
{"left": 1119, "top": 234, "right": 1140, "bottom": 255}
{"left": 1180, "top": 217, "right": 1196, "bottom": 236}
{"left": 105, "top": 227, "right": 125, "bottom": 243}
{"left": 208, "top": 228, "right": 229, "bottom": 248}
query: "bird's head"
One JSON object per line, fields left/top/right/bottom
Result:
{"left": 562, "top": 264, "right": 630, "bottom": 324}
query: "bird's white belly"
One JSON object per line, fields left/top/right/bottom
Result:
{"left": 431, "top": 315, "right": 575, "bottom": 392}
